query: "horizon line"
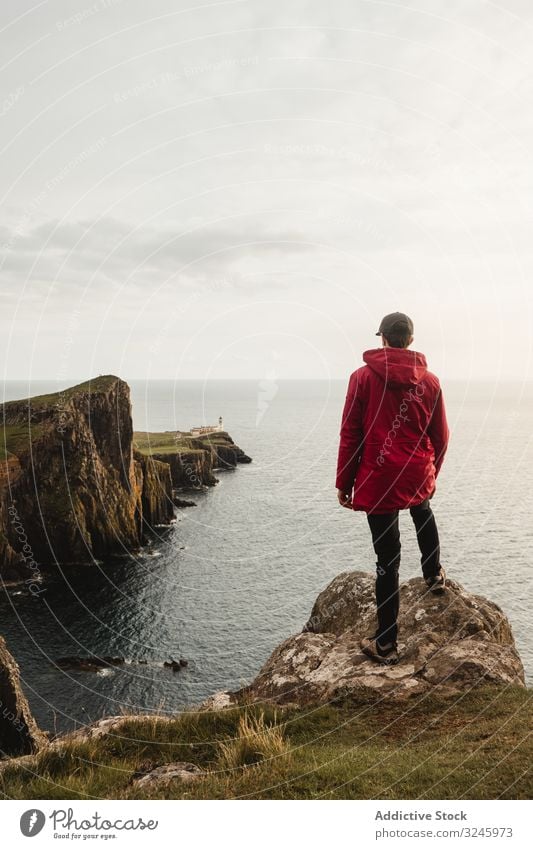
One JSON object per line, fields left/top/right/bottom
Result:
{"left": 3, "top": 376, "right": 533, "bottom": 384}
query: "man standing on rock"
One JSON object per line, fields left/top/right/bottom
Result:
{"left": 336, "top": 312, "right": 449, "bottom": 665}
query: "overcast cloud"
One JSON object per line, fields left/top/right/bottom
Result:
{"left": 1, "top": 0, "right": 533, "bottom": 382}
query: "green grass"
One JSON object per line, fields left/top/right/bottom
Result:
{"left": 1, "top": 688, "right": 531, "bottom": 800}
{"left": 0, "top": 424, "right": 44, "bottom": 461}
{"left": 216, "top": 711, "right": 290, "bottom": 771}
{"left": 0, "top": 376, "right": 121, "bottom": 458}
{"left": 2, "top": 376, "right": 121, "bottom": 412}
{"left": 134, "top": 431, "right": 218, "bottom": 456}
{"left": 197, "top": 432, "right": 230, "bottom": 443}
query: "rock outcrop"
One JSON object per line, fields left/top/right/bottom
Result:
{"left": 140, "top": 431, "right": 252, "bottom": 491}
{"left": 154, "top": 449, "right": 218, "bottom": 490}
{"left": 0, "top": 376, "right": 174, "bottom": 576}
{"left": 0, "top": 636, "right": 47, "bottom": 757}
{"left": 229, "top": 572, "right": 525, "bottom": 705}
{"left": 134, "top": 451, "right": 174, "bottom": 526}
{"left": 1, "top": 378, "right": 251, "bottom": 577}
{"left": 210, "top": 435, "right": 252, "bottom": 470}
{"left": 131, "top": 762, "right": 205, "bottom": 788}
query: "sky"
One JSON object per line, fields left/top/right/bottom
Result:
{"left": 1, "top": 0, "right": 533, "bottom": 383}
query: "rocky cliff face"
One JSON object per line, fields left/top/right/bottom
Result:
{"left": 133, "top": 452, "right": 174, "bottom": 528}
{"left": 141, "top": 432, "right": 252, "bottom": 491}
{"left": 0, "top": 636, "right": 46, "bottom": 757}
{"left": 0, "top": 376, "right": 174, "bottom": 577}
{"left": 153, "top": 450, "right": 218, "bottom": 490}
{"left": 209, "top": 434, "right": 252, "bottom": 470}
{"left": 1, "top": 379, "right": 252, "bottom": 577}
{"left": 215, "top": 572, "right": 525, "bottom": 706}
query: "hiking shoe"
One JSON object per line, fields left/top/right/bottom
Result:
{"left": 360, "top": 636, "right": 399, "bottom": 666}
{"left": 425, "top": 566, "right": 446, "bottom": 595}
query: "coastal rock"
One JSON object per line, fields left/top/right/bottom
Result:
{"left": 163, "top": 659, "right": 188, "bottom": 672}
{"left": 0, "top": 376, "right": 175, "bottom": 574}
{"left": 198, "top": 691, "right": 233, "bottom": 711}
{"left": 140, "top": 431, "right": 252, "bottom": 490}
{"left": 133, "top": 451, "right": 174, "bottom": 528}
{"left": 0, "top": 377, "right": 255, "bottom": 577}
{"left": 0, "top": 636, "right": 47, "bottom": 757}
{"left": 235, "top": 572, "right": 525, "bottom": 705}
{"left": 209, "top": 434, "right": 252, "bottom": 468}
{"left": 173, "top": 497, "right": 197, "bottom": 508}
{"left": 156, "top": 450, "right": 218, "bottom": 490}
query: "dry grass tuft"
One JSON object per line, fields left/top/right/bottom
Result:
{"left": 216, "top": 711, "right": 290, "bottom": 771}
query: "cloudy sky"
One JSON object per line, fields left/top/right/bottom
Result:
{"left": 1, "top": 0, "right": 533, "bottom": 382}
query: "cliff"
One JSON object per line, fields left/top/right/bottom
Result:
{"left": 205, "top": 432, "right": 252, "bottom": 470}
{"left": 134, "top": 451, "right": 174, "bottom": 527}
{"left": 0, "top": 378, "right": 251, "bottom": 578}
{"left": 0, "top": 636, "right": 47, "bottom": 756}
{"left": 211, "top": 572, "right": 525, "bottom": 706}
{"left": 0, "top": 376, "right": 174, "bottom": 577}
{"left": 133, "top": 431, "right": 252, "bottom": 491}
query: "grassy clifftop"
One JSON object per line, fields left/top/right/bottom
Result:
{"left": 0, "top": 424, "right": 44, "bottom": 461}
{"left": 0, "top": 376, "right": 122, "bottom": 460}
{"left": 1, "top": 687, "right": 531, "bottom": 800}
{"left": 133, "top": 430, "right": 238, "bottom": 456}
{"left": 2, "top": 376, "right": 121, "bottom": 412}
{"left": 134, "top": 431, "right": 205, "bottom": 455}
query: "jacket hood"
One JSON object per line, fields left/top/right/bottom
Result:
{"left": 363, "top": 347, "right": 428, "bottom": 389}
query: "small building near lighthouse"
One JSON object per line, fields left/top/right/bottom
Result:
{"left": 189, "top": 416, "right": 224, "bottom": 437}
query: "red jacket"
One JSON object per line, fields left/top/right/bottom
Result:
{"left": 336, "top": 348, "right": 449, "bottom": 514}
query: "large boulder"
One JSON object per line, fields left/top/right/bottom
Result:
{"left": 0, "top": 637, "right": 47, "bottom": 757}
{"left": 234, "top": 572, "right": 525, "bottom": 705}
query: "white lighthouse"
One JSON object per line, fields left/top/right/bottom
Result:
{"left": 189, "top": 416, "right": 225, "bottom": 438}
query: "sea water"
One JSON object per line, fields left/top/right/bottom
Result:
{"left": 1, "top": 378, "right": 531, "bottom": 732}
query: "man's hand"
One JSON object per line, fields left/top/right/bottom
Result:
{"left": 337, "top": 489, "right": 353, "bottom": 509}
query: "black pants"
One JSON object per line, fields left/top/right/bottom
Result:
{"left": 366, "top": 499, "right": 441, "bottom": 646}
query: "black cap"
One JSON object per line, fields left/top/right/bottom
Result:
{"left": 376, "top": 312, "right": 414, "bottom": 337}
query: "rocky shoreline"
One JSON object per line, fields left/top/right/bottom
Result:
{"left": 0, "top": 375, "right": 251, "bottom": 582}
